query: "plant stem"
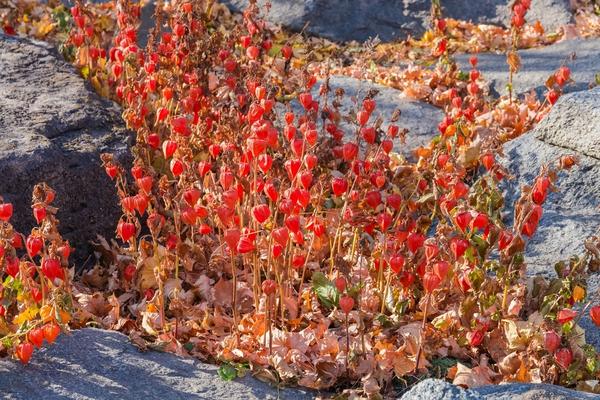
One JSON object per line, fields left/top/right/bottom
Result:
{"left": 268, "top": 295, "right": 273, "bottom": 355}
{"left": 345, "top": 313, "right": 350, "bottom": 374}
{"left": 413, "top": 294, "right": 430, "bottom": 374}
{"left": 153, "top": 241, "right": 165, "bottom": 332}
{"left": 230, "top": 253, "right": 238, "bottom": 333}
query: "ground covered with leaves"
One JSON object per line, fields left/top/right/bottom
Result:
{"left": 1, "top": 0, "right": 600, "bottom": 397}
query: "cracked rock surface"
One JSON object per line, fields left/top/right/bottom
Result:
{"left": 0, "top": 33, "right": 131, "bottom": 264}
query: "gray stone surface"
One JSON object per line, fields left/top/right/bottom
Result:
{"left": 443, "top": 0, "right": 572, "bottom": 34}
{"left": 326, "top": 76, "right": 444, "bottom": 157}
{"left": 0, "top": 33, "right": 131, "bottom": 264}
{"left": 280, "top": 76, "right": 444, "bottom": 159}
{"left": 0, "top": 328, "right": 313, "bottom": 400}
{"left": 534, "top": 88, "right": 600, "bottom": 160}
{"left": 4, "top": 330, "right": 593, "bottom": 400}
{"left": 401, "top": 379, "right": 600, "bottom": 400}
{"left": 500, "top": 88, "right": 600, "bottom": 273}
{"left": 475, "top": 382, "right": 600, "bottom": 399}
{"left": 401, "top": 378, "right": 600, "bottom": 400}
{"left": 456, "top": 38, "right": 600, "bottom": 97}
{"left": 400, "top": 378, "right": 481, "bottom": 399}
{"left": 221, "top": 0, "right": 572, "bottom": 43}
{"left": 221, "top": 0, "right": 432, "bottom": 42}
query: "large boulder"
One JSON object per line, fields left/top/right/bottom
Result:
{"left": 280, "top": 76, "right": 444, "bottom": 159}
{"left": 500, "top": 87, "right": 600, "bottom": 274}
{"left": 474, "top": 382, "right": 600, "bottom": 399}
{"left": 220, "top": 0, "right": 431, "bottom": 42}
{"left": 0, "top": 328, "right": 313, "bottom": 399}
{"left": 400, "top": 378, "right": 480, "bottom": 399}
{"left": 401, "top": 378, "right": 600, "bottom": 399}
{"left": 443, "top": 0, "right": 572, "bottom": 34}
{"left": 455, "top": 38, "right": 600, "bottom": 97}
{"left": 220, "top": 0, "right": 572, "bottom": 43}
{"left": 0, "top": 33, "right": 131, "bottom": 264}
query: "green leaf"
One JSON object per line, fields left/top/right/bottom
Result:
{"left": 457, "top": 70, "right": 469, "bottom": 81}
{"left": 464, "top": 246, "right": 477, "bottom": 264}
{"left": 311, "top": 272, "right": 339, "bottom": 309}
{"left": 375, "top": 314, "right": 392, "bottom": 328}
{"left": 483, "top": 260, "right": 499, "bottom": 273}
{"left": 4, "top": 276, "right": 22, "bottom": 292}
{"left": 395, "top": 299, "right": 409, "bottom": 315}
{"left": 468, "top": 268, "right": 485, "bottom": 291}
{"left": 347, "top": 282, "right": 364, "bottom": 299}
{"left": 1, "top": 337, "right": 13, "bottom": 349}
{"left": 218, "top": 363, "right": 238, "bottom": 381}
{"left": 369, "top": 60, "right": 377, "bottom": 74}
{"left": 470, "top": 234, "right": 488, "bottom": 259}
{"left": 586, "top": 356, "right": 597, "bottom": 374}
{"left": 561, "top": 320, "right": 574, "bottom": 335}
{"left": 429, "top": 357, "right": 457, "bottom": 378}
{"left": 268, "top": 44, "right": 283, "bottom": 58}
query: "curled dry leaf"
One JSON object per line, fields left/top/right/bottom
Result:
{"left": 453, "top": 362, "right": 495, "bottom": 388}
{"left": 507, "top": 51, "right": 521, "bottom": 74}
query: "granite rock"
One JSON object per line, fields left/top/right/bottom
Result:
{"left": 0, "top": 33, "right": 131, "bottom": 265}
{"left": 500, "top": 88, "right": 600, "bottom": 273}
{"left": 456, "top": 38, "right": 600, "bottom": 97}
{"left": 279, "top": 76, "right": 444, "bottom": 159}
{"left": 220, "top": 0, "right": 572, "bottom": 43}
{"left": 0, "top": 328, "right": 314, "bottom": 400}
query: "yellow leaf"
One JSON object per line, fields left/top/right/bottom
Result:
{"left": 13, "top": 306, "right": 39, "bottom": 325}
{"left": 422, "top": 30, "right": 434, "bottom": 42}
{"left": 32, "top": 18, "right": 55, "bottom": 38}
{"left": 81, "top": 65, "right": 90, "bottom": 79}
